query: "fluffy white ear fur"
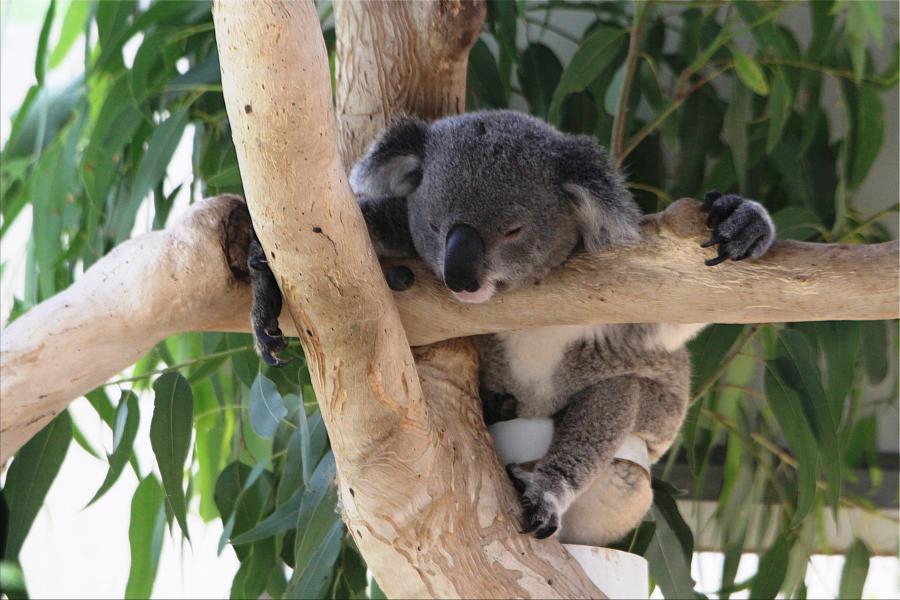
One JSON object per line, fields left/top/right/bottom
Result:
{"left": 563, "top": 183, "right": 642, "bottom": 251}
{"left": 349, "top": 154, "right": 422, "bottom": 198}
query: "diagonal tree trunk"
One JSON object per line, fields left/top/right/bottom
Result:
{"left": 214, "top": 0, "right": 602, "bottom": 597}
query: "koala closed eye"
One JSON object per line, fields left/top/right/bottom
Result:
{"left": 502, "top": 225, "right": 525, "bottom": 240}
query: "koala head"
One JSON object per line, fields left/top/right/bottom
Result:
{"left": 349, "top": 110, "right": 641, "bottom": 303}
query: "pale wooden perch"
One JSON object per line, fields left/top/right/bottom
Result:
{"left": 214, "top": 0, "right": 600, "bottom": 597}
{"left": 4, "top": 194, "right": 894, "bottom": 466}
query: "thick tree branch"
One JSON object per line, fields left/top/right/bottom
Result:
{"left": 213, "top": 1, "right": 600, "bottom": 597}
{"left": 2, "top": 194, "right": 897, "bottom": 463}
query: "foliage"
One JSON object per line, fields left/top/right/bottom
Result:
{"left": 0, "top": 1, "right": 896, "bottom": 599}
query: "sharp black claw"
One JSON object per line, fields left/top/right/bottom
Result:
{"left": 705, "top": 253, "right": 729, "bottom": 267}
{"left": 506, "top": 465, "right": 526, "bottom": 494}
{"left": 535, "top": 524, "right": 558, "bottom": 539}
{"left": 700, "top": 235, "right": 725, "bottom": 248}
{"left": 249, "top": 256, "right": 268, "bottom": 269}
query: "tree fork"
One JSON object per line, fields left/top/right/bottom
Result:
{"left": 213, "top": 0, "right": 601, "bottom": 597}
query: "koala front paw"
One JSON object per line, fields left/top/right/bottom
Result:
{"left": 254, "top": 325, "right": 288, "bottom": 368}
{"left": 506, "top": 464, "right": 562, "bottom": 539}
{"left": 701, "top": 190, "right": 776, "bottom": 266}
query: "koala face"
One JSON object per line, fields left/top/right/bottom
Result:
{"left": 350, "top": 111, "right": 641, "bottom": 303}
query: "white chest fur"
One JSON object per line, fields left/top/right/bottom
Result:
{"left": 496, "top": 325, "right": 613, "bottom": 414}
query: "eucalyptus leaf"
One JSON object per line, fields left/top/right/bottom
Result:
{"left": 4, "top": 412, "right": 72, "bottom": 561}
{"left": 87, "top": 391, "right": 140, "bottom": 506}
{"left": 839, "top": 538, "right": 871, "bottom": 599}
{"left": 125, "top": 476, "right": 166, "bottom": 599}
{"left": 150, "top": 372, "right": 194, "bottom": 539}
{"left": 249, "top": 373, "right": 288, "bottom": 439}
{"left": 731, "top": 47, "right": 769, "bottom": 95}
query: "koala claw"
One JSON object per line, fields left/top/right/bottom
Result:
{"left": 506, "top": 464, "right": 561, "bottom": 539}
{"left": 255, "top": 326, "right": 289, "bottom": 367}
{"left": 700, "top": 190, "right": 775, "bottom": 266}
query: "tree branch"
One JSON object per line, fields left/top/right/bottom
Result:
{"left": 212, "top": 1, "right": 600, "bottom": 597}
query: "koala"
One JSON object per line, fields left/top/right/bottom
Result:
{"left": 247, "top": 110, "right": 775, "bottom": 543}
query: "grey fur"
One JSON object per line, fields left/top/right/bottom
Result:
{"left": 254, "top": 110, "right": 777, "bottom": 542}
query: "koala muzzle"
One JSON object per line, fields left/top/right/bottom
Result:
{"left": 443, "top": 224, "right": 484, "bottom": 293}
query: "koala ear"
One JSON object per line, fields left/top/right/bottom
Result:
{"left": 558, "top": 135, "right": 642, "bottom": 251}
{"left": 349, "top": 116, "right": 429, "bottom": 197}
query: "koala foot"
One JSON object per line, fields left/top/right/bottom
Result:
{"left": 254, "top": 325, "right": 288, "bottom": 368}
{"left": 506, "top": 464, "right": 563, "bottom": 539}
{"left": 481, "top": 390, "right": 518, "bottom": 426}
{"left": 700, "top": 190, "right": 776, "bottom": 266}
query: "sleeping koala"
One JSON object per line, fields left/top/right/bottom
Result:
{"left": 248, "top": 110, "right": 775, "bottom": 542}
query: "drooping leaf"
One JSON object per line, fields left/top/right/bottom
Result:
{"left": 87, "top": 391, "right": 140, "bottom": 506}
{"left": 231, "top": 486, "right": 303, "bottom": 545}
{"left": 47, "top": 0, "right": 91, "bottom": 69}
{"left": 249, "top": 373, "right": 288, "bottom": 439}
{"left": 125, "top": 476, "right": 166, "bottom": 599}
{"left": 764, "top": 365, "right": 818, "bottom": 524}
{"left": 687, "top": 324, "right": 745, "bottom": 397}
{"left": 287, "top": 520, "right": 344, "bottom": 599}
{"left": 548, "top": 27, "right": 626, "bottom": 124}
{"left": 467, "top": 38, "right": 506, "bottom": 109}
{"left": 765, "top": 70, "right": 793, "bottom": 152}
{"left": 518, "top": 43, "right": 562, "bottom": 120}
{"left": 731, "top": 47, "right": 769, "bottom": 95}
{"left": 723, "top": 84, "right": 751, "bottom": 193}
{"left": 292, "top": 453, "right": 340, "bottom": 581}
{"left": 645, "top": 504, "right": 696, "bottom": 599}
{"left": 34, "top": 0, "right": 56, "bottom": 86}
{"left": 839, "top": 538, "right": 871, "bottom": 599}
{"left": 4, "top": 412, "right": 72, "bottom": 561}
{"left": 815, "top": 321, "right": 861, "bottom": 419}
{"left": 772, "top": 329, "right": 842, "bottom": 509}
{"left": 150, "top": 372, "right": 194, "bottom": 539}
{"left": 749, "top": 535, "right": 791, "bottom": 599}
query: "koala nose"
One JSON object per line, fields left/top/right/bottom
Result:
{"left": 443, "top": 224, "right": 484, "bottom": 293}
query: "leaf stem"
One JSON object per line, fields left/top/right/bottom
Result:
{"left": 105, "top": 345, "right": 254, "bottom": 386}
{"left": 612, "top": 3, "right": 650, "bottom": 164}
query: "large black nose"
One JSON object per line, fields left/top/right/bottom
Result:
{"left": 443, "top": 224, "right": 484, "bottom": 293}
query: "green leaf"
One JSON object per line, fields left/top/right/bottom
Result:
{"left": 292, "top": 453, "right": 340, "bottom": 579}
{"left": 125, "top": 476, "right": 166, "bottom": 599}
{"left": 765, "top": 70, "right": 793, "bottom": 153}
{"left": 0, "top": 560, "right": 27, "bottom": 596}
{"left": 94, "top": 0, "right": 137, "bottom": 72}
{"left": 111, "top": 107, "right": 189, "bottom": 243}
{"left": 688, "top": 324, "right": 745, "bottom": 396}
{"left": 518, "top": 43, "right": 562, "bottom": 120}
{"left": 4, "top": 412, "right": 72, "bottom": 561}
{"left": 723, "top": 84, "right": 751, "bottom": 193}
{"left": 231, "top": 486, "right": 303, "bottom": 545}
{"left": 87, "top": 391, "right": 140, "bottom": 506}
{"left": 731, "top": 47, "right": 769, "bottom": 95}
{"left": 34, "top": 0, "right": 56, "bottom": 86}
{"left": 860, "top": 321, "right": 888, "bottom": 383}
{"left": 764, "top": 366, "right": 818, "bottom": 525}
{"left": 214, "top": 461, "right": 275, "bottom": 558}
{"left": 287, "top": 520, "right": 344, "bottom": 599}
{"left": 150, "top": 372, "right": 194, "bottom": 539}
{"left": 467, "top": 38, "right": 506, "bottom": 109}
{"left": 249, "top": 373, "right": 288, "bottom": 439}
{"left": 548, "top": 27, "right": 626, "bottom": 124}
{"left": 771, "top": 207, "right": 823, "bottom": 241}
{"left": 651, "top": 479, "right": 693, "bottom": 561}
{"left": 645, "top": 504, "right": 695, "bottom": 599}
{"left": 603, "top": 63, "right": 627, "bottom": 118}
{"left": 839, "top": 539, "right": 871, "bottom": 599}
{"left": 749, "top": 535, "right": 791, "bottom": 599}
{"left": 846, "top": 86, "right": 884, "bottom": 190}
{"left": 48, "top": 0, "right": 90, "bottom": 69}
{"left": 773, "top": 330, "right": 842, "bottom": 508}
{"left": 815, "top": 321, "right": 860, "bottom": 419}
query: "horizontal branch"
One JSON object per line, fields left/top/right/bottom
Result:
{"left": 2, "top": 195, "right": 897, "bottom": 461}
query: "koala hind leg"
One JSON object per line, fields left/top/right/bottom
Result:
{"left": 506, "top": 378, "right": 640, "bottom": 539}
{"left": 248, "top": 238, "right": 288, "bottom": 367}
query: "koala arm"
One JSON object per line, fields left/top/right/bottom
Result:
{"left": 506, "top": 377, "right": 642, "bottom": 539}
